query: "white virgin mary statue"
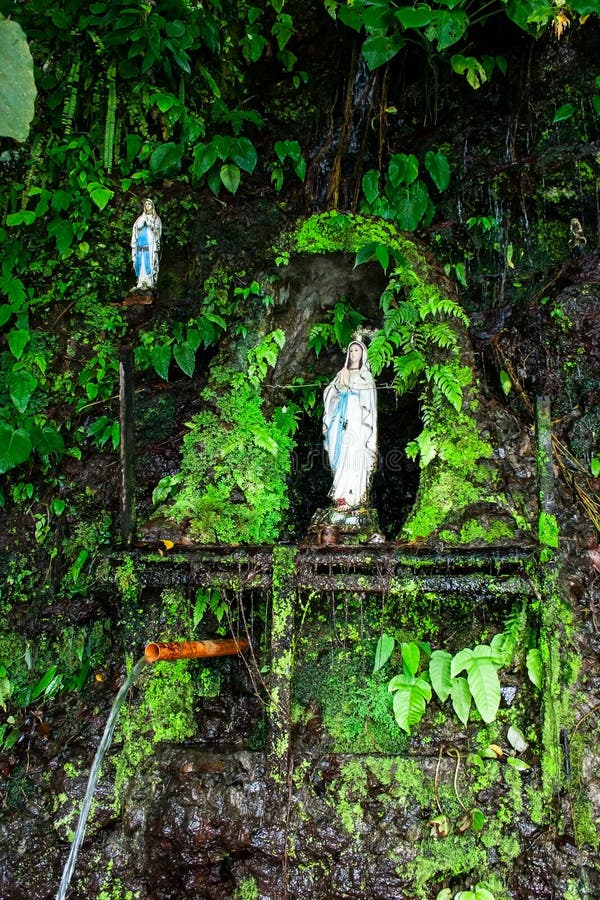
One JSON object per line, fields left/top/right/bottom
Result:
{"left": 131, "top": 198, "right": 162, "bottom": 289}
{"left": 323, "top": 339, "right": 377, "bottom": 508}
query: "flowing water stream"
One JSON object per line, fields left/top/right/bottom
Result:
{"left": 55, "top": 655, "right": 148, "bottom": 900}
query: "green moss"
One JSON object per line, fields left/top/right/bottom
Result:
{"left": 293, "top": 211, "right": 421, "bottom": 264}
{"left": 327, "top": 757, "right": 369, "bottom": 833}
{"left": 165, "top": 374, "right": 296, "bottom": 543}
{"left": 234, "top": 877, "right": 259, "bottom": 900}
{"left": 568, "top": 732, "right": 599, "bottom": 850}
{"left": 457, "top": 518, "right": 515, "bottom": 544}
{"left": 294, "top": 645, "right": 406, "bottom": 754}
{"left": 401, "top": 407, "right": 496, "bottom": 542}
{"left": 112, "top": 589, "right": 221, "bottom": 809}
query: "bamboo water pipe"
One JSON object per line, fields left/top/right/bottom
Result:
{"left": 144, "top": 638, "right": 248, "bottom": 663}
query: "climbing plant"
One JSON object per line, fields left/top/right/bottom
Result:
{"left": 153, "top": 369, "right": 299, "bottom": 543}
{"left": 325, "top": 0, "right": 598, "bottom": 83}
{"left": 360, "top": 149, "right": 452, "bottom": 233}
{"left": 362, "top": 254, "right": 470, "bottom": 415}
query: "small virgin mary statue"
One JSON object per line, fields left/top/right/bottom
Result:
{"left": 322, "top": 339, "right": 377, "bottom": 508}
{"left": 131, "top": 198, "right": 162, "bottom": 290}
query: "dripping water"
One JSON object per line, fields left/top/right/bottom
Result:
{"left": 56, "top": 656, "right": 148, "bottom": 900}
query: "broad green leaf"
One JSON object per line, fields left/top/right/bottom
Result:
{"left": 149, "top": 142, "right": 184, "bottom": 174}
{"left": 506, "top": 756, "right": 531, "bottom": 772}
{"left": 47, "top": 218, "right": 74, "bottom": 255}
{"left": 553, "top": 103, "right": 575, "bottom": 123}
{"left": 0, "top": 424, "right": 31, "bottom": 472}
{"left": 355, "top": 241, "right": 379, "bottom": 267}
{"left": 229, "top": 137, "right": 257, "bottom": 173}
{"left": 424, "top": 149, "right": 451, "bottom": 191}
{"left": 572, "top": 0, "right": 600, "bottom": 12}
{"left": 7, "top": 328, "right": 29, "bottom": 360}
{"left": 396, "top": 6, "right": 433, "bottom": 29}
{"left": 243, "top": 30, "right": 268, "bottom": 63}
{"left": 362, "top": 169, "right": 380, "bottom": 204}
{"left": 426, "top": 9, "right": 468, "bottom": 50}
{"left": 173, "top": 340, "right": 196, "bottom": 377}
{"left": 474, "top": 889, "right": 496, "bottom": 900}
{"left": 150, "top": 343, "right": 172, "bottom": 381}
{"left": 373, "top": 633, "right": 395, "bottom": 673}
{"left": 526, "top": 647, "right": 542, "bottom": 689}
{"left": 429, "top": 649, "right": 452, "bottom": 702}
{"left": 451, "top": 647, "right": 473, "bottom": 677}
{"left": 391, "top": 675, "right": 431, "bottom": 733}
{"left": 69, "top": 549, "right": 89, "bottom": 583}
{"left": 375, "top": 243, "right": 390, "bottom": 271}
{"left": 451, "top": 54, "right": 487, "bottom": 89}
{"left": 88, "top": 182, "right": 114, "bottom": 210}
{"left": 592, "top": 95, "right": 600, "bottom": 117}
{"left": 466, "top": 658, "right": 501, "bottom": 723}
{"left": 337, "top": 5, "right": 364, "bottom": 31}
{"left": 473, "top": 643, "right": 505, "bottom": 667}
{"left": 8, "top": 369, "right": 37, "bottom": 412}
{"left": 0, "top": 278, "right": 25, "bottom": 308}
{"left": 362, "top": 33, "right": 404, "bottom": 70}
{"left": 500, "top": 369, "right": 512, "bottom": 396}
{"left": 470, "top": 808, "right": 485, "bottom": 832}
{"left": 0, "top": 17, "right": 36, "bottom": 142}
{"left": 220, "top": 163, "right": 241, "bottom": 194}
{"left": 153, "top": 92, "right": 177, "bottom": 113}
{"left": 191, "top": 142, "right": 218, "bottom": 181}
{"left": 388, "top": 153, "right": 419, "bottom": 187}
{"left": 450, "top": 675, "right": 471, "bottom": 724}
{"left": 6, "top": 209, "right": 36, "bottom": 227}
{"left": 392, "top": 181, "right": 430, "bottom": 232}
{"left": 401, "top": 641, "right": 421, "bottom": 677}
{"left": 30, "top": 424, "right": 64, "bottom": 462}
{"left": 30, "top": 665, "right": 59, "bottom": 701}
{"left": 414, "top": 429, "right": 437, "bottom": 467}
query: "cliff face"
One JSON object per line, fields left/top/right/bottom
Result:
{"left": 1, "top": 11, "right": 599, "bottom": 900}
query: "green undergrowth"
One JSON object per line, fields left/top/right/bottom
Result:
{"left": 0, "top": 619, "right": 111, "bottom": 753}
{"left": 317, "top": 754, "right": 522, "bottom": 899}
{"left": 112, "top": 588, "right": 223, "bottom": 809}
{"left": 153, "top": 369, "right": 297, "bottom": 543}
{"left": 294, "top": 647, "right": 407, "bottom": 754}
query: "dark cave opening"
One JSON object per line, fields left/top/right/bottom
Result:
{"left": 286, "top": 383, "right": 422, "bottom": 541}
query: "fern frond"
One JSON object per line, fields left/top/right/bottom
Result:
{"left": 367, "top": 331, "right": 395, "bottom": 375}
{"left": 421, "top": 401, "right": 437, "bottom": 428}
{"left": 429, "top": 364, "right": 463, "bottom": 412}
{"left": 393, "top": 350, "right": 426, "bottom": 391}
{"left": 420, "top": 293, "right": 470, "bottom": 326}
{"left": 384, "top": 302, "right": 419, "bottom": 337}
{"left": 427, "top": 322, "right": 459, "bottom": 350}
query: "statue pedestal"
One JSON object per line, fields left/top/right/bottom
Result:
{"left": 123, "top": 287, "right": 156, "bottom": 306}
{"left": 309, "top": 505, "right": 382, "bottom": 545}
